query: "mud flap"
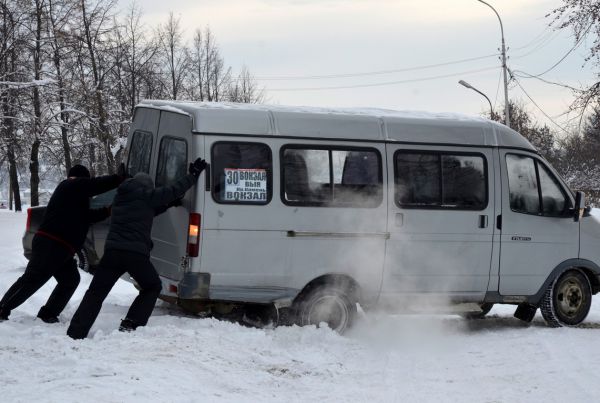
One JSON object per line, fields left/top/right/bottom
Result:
{"left": 178, "top": 272, "right": 210, "bottom": 299}
{"left": 514, "top": 303, "right": 537, "bottom": 322}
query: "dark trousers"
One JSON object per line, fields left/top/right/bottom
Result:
{"left": 0, "top": 236, "right": 79, "bottom": 318}
{"left": 67, "top": 249, "right": 162, "bottom": 339}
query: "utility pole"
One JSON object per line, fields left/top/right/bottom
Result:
{"left": 478, "top": 0, "right": 510, "bottom": 128}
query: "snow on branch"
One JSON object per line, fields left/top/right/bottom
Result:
{"left": 0, "top": 79, "right": 56, "bottom": 89}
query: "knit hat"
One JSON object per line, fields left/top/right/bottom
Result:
{"left": 133, "top": 172, "right": 154, "bottom": 189}
{"left": 68, "top": 164, "right": 90, "bottom": 178}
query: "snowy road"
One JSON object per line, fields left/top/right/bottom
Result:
{"left": 1, "top": 211, "right": 600, "bottom": 403}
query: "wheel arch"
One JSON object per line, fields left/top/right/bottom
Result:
{"left": 293, "top": 273, "right": 361, "bottom": 306}
{"left": 527, "top": 258, "right": 600, "bottom": 306}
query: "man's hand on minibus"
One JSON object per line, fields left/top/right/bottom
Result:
{"left": 189, "top": 158, "right": 207, "bottom": 178}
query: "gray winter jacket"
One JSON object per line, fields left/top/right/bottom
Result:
{"left": 104, "top": 172, "right": 197, "bottom": 256}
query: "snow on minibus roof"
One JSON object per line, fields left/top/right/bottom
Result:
{"left": 139, "top": 100, "right": 485, "bottom": 121}
{"left": 137, "top": 100, "right": 535, "bottom": 150}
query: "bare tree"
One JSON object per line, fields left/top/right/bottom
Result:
{"left": 121, "top": 2, "right": 158, "bottom": 114}
{"left": 77, "top": 0, "right": 118, "bottom": 173}
{"left": 157, "top": 12, "right": 188, "bottom": 100}
{"left": 0, "top": 1, "right": 267, "bottom": 208}
{"left": 204, "top": 27, "right": 230, "bottom": 102}
{"left": 187, "top": 28, "right": 206, "bottom": 101}
{"left": 0, "top": 0, "right": 26, "bottom": 210}
{"left": 45, "top": 0, "right": 77, "bottom": 175}
{"left": 26, "top": 0, "right": 45, "bottom": 206}
{"left": 228, "top": 65, "right": 265, "bottom": 104}
{"left": 548, "top": 1, "right": 600, "bottom": 114}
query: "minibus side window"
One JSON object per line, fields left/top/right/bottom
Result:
{"left": 506, "top": 154, "right": 568, "bottom": 216}
{"left": 211, "top": 142, "right": 272, "bottom": 205}
{"left": 506, "top": 155, "right": 540, "bottom": 214}
{"left": 127, "top": 131, "right": 153, "bottom": 176}
{"left": 155, "top": 136, "right": 187, "bottom": 188}
{"left": 334, "top": 150, "right": 382, "bottom": 206}
{"left": 538, "top": 164, "right": 567, "bottom": 216}
{"left": 290, "top": 149, "right": 329, "bottom": 203}
{"left": 281, "top": 146, "right": 382, "bottom": 208}
{"left": 395, "top": 151, "right": 487, "bottom": 210}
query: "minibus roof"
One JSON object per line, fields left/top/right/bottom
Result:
{"left": 138, "top": 100, "right": 536, "bottom": 151}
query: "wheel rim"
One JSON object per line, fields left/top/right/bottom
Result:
{"left": 556, "top": 277, "right": 586, "bottom": 318}
{"left": 307, "top": 295, "right": 349, "bottom": 332}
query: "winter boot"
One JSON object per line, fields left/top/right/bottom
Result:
{"left": 37, "top": 307, "right": 59, "bottom": 324}
{"left": 119, "top": 318, "right": 139, "bottom": 333}
{"left": 0, "top": 306, "right": 9, "bottom": 322}
{"left": 66, "top": 329, "right": 86, "bottom": 340}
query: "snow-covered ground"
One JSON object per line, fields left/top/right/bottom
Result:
{"left": 2, "top": 211, "right": 600, "bottom": 403}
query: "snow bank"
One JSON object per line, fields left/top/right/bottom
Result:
{"left": 2, "top": 212, "right": 600, "bottom": 402}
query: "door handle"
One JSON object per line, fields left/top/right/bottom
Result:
{"left": 478, "top": 215, "right": 488, "bottom": 228}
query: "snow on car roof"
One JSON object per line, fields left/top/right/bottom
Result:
{"left": 137, "top": 100, "right": 536, "bottom": 151}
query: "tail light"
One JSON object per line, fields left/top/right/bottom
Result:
{"left": 187, "top": 213, "right": 201, "bottom": 257}
{"left": 26, "top": 208, "right": 32, "bottom": 232}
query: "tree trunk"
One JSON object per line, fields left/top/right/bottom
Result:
{"left": 29, "top": 0, "right": 44, "bottom": 207}
{"left": 61, "top": 125, "right": 72, "bottom": 175}
{"left": 8, "top": 167, "right": 12, "bottom": 211}
{"left": 88, "top": 142, "right": 96, "bottom": 177}
{"left": 1, "top": 42, "right": 21, "bottom": 211}
{"left": 7, "top": 144, "right": 21, "bottom": 212}
{"left": 29, "top": 139, "right": 40, "bottom": 206}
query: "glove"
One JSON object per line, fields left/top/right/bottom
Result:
{"left": 189, "top": 158, "right": 207, "bottom": 178}
{"left": 117, "top": 162, "right": 129, "bottom": 180}
{"left": 167, "top": 198, "right": 183, "bottom": 208}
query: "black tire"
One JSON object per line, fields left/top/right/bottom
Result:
{"left": 75, "top": 248, "right": 91, "bottom": 273}
{"left": 295, "top": 284, "right": 357, "bottom": 333}
{"left": 461, "top": 303, "right": 494, "bottom": 319}
{"left": 540, "top": 269, "right": 592, "bottom": 327}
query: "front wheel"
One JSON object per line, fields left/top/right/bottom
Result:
{"left": 295, "top": 285, "right": 357, "bottom": 334}
{"left": 540, "top": 269, "right": 592, "bottom": 327}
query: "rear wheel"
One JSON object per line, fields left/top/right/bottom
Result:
{"left": 295, "top": 284, "right": 357, "bottom": 333}
{"left": 540, "top": 269, "right": 592, "bottom": 327}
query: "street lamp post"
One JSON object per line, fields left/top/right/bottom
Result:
{"left": 459, "top": 80, "right": 494, "bottom": 118}
{"left": 478, "top": 0, "right": 510, "bottom": 127}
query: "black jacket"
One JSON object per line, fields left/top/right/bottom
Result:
{"left": 38, "top": 175, "right": 122, "bottom": 252}
{"left": 104, "top": 173, "right": 197, "bottom": 256}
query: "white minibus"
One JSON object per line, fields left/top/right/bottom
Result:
{"left": 118, "top": 100, "right": 600, "bottom": 332}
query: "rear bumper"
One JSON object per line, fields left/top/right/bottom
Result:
{"left": 162, "top": 273, "right": 296, "bottom": 308}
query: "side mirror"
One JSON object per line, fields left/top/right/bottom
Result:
{"left": 574, "top": 191, "right": 586, "bottom": 222}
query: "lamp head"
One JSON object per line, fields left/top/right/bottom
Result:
{"left": 458, "top": 80, "right": 473, "bottom": 89}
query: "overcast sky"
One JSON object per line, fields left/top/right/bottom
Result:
{"left": 119, "top": 0, "right": 597, "bottom": 132}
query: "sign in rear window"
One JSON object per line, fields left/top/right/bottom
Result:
{"left": 224, "top": 168, "right": 268, "bottom": 201}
